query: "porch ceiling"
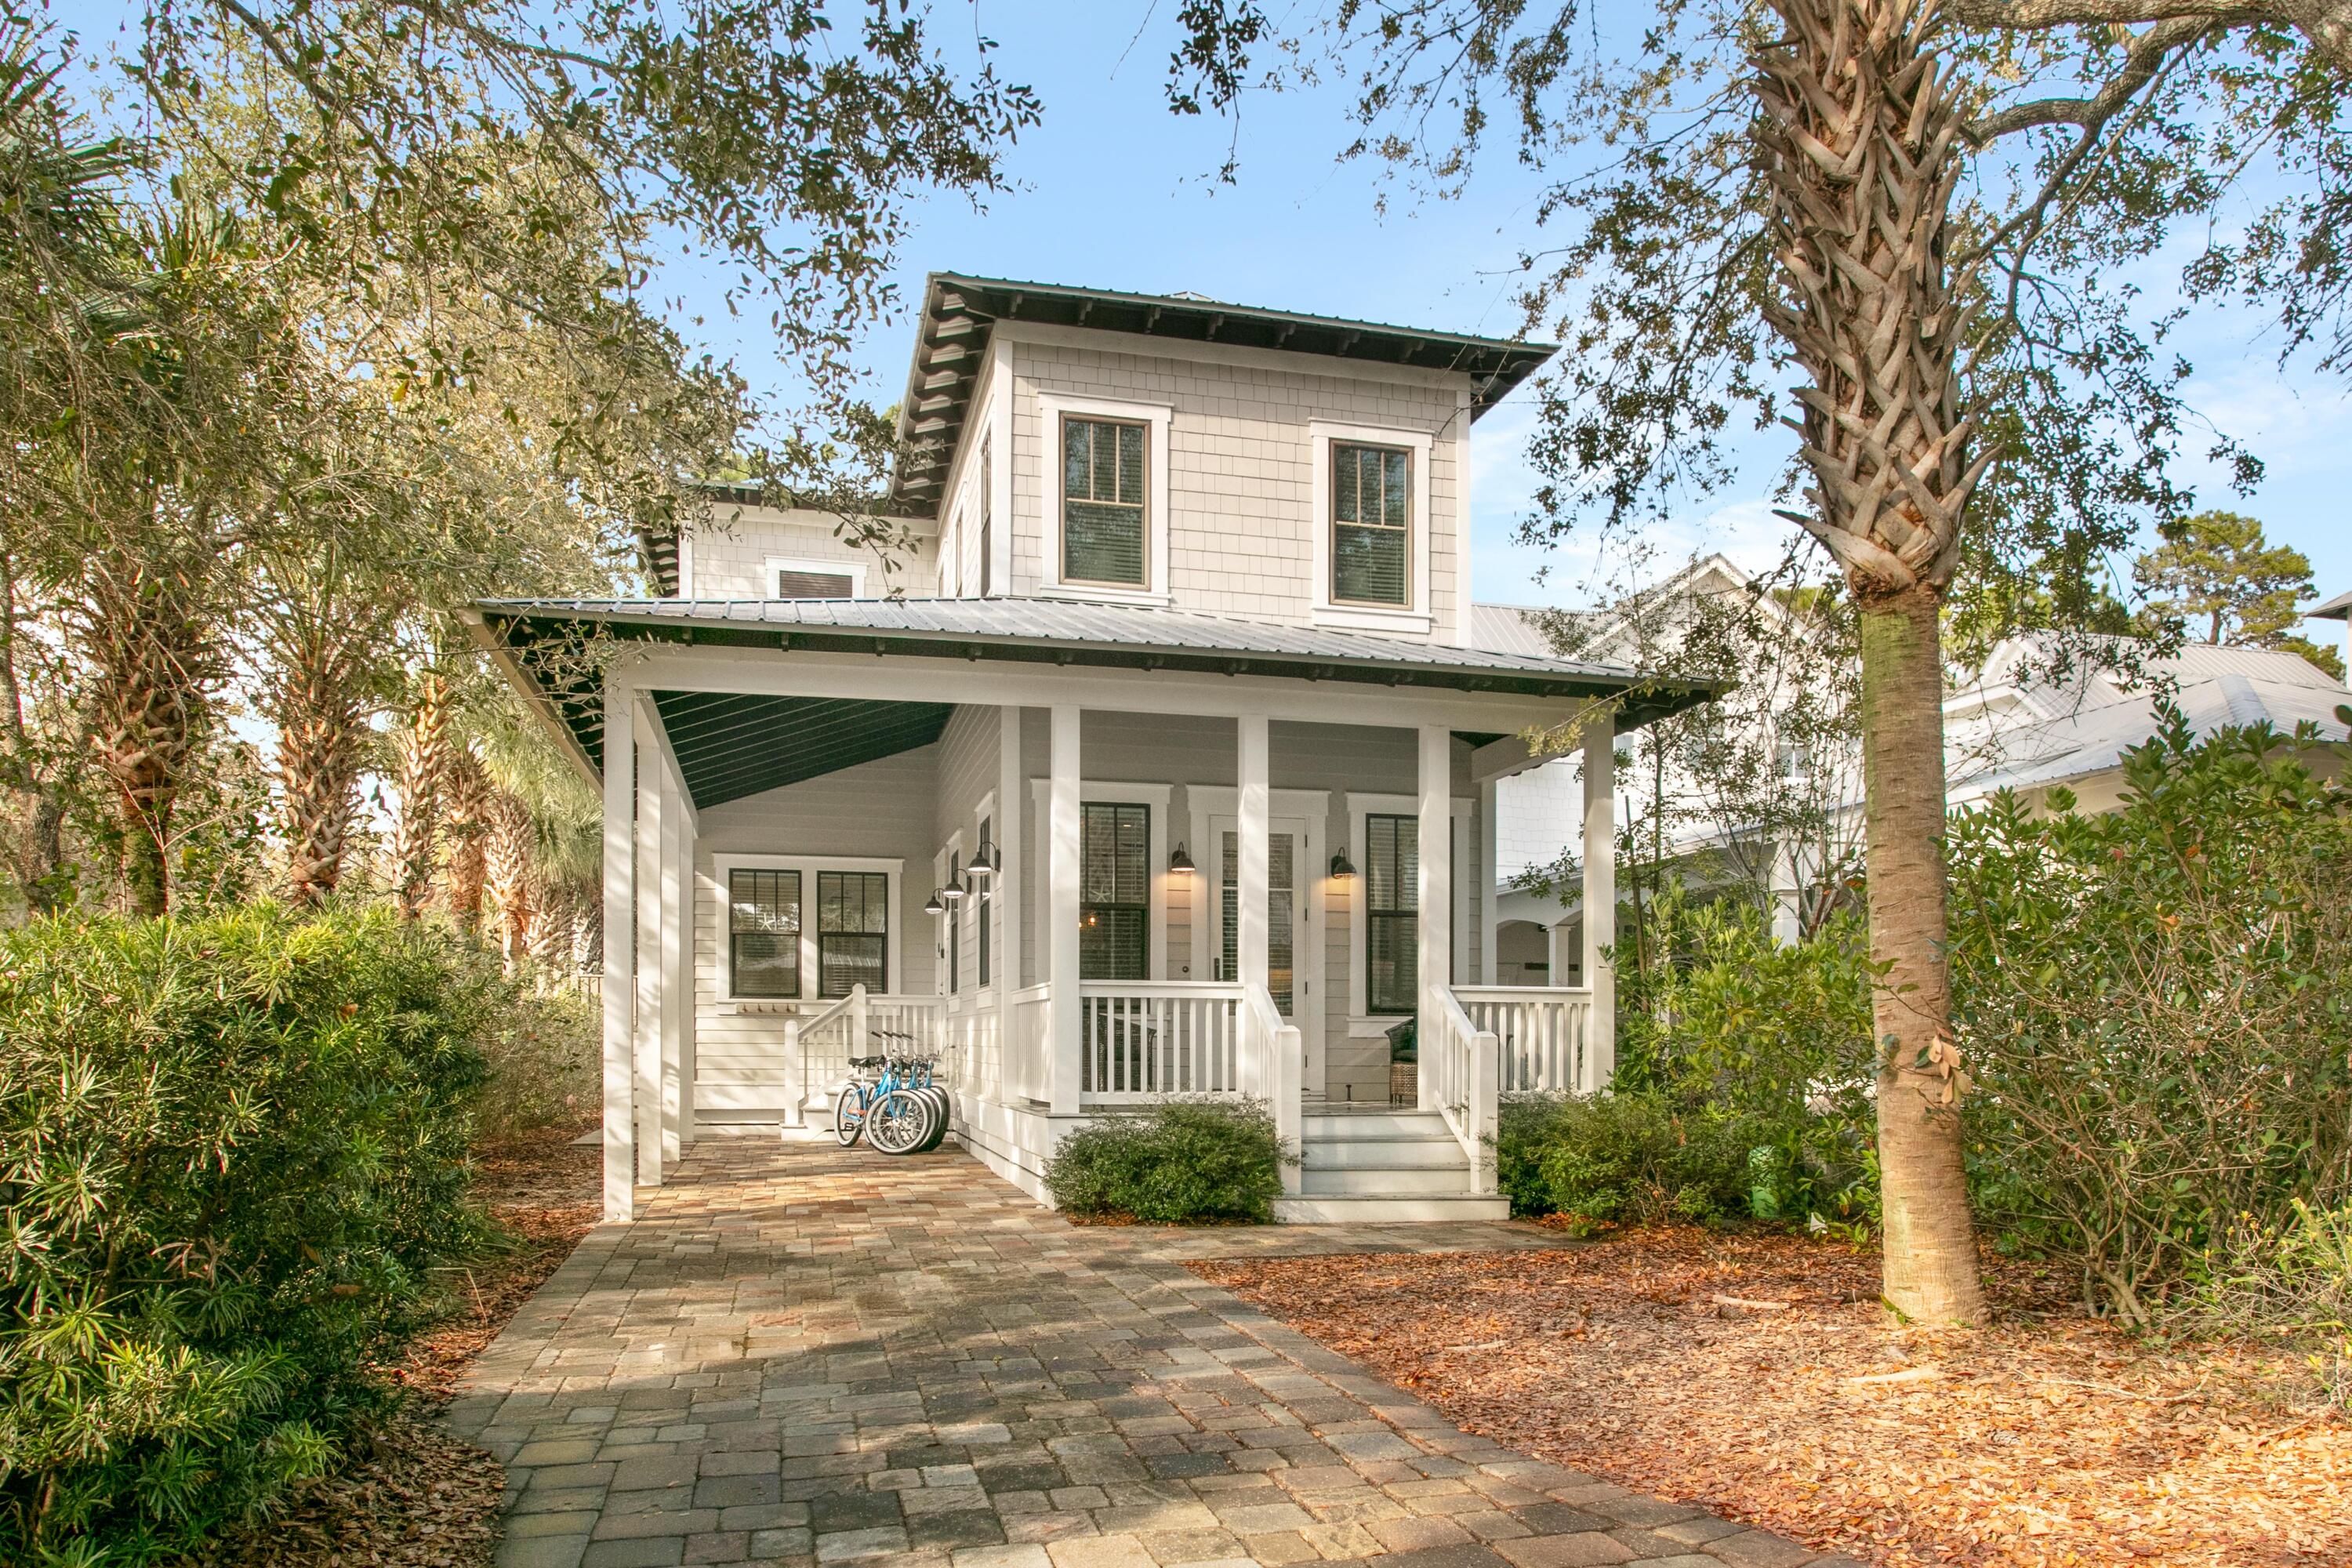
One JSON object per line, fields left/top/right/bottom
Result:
{"left": 651, "top": 691, "right": 952, "bottom": 809}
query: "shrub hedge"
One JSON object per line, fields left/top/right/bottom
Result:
{"left": 1044, "top": 1100, "right": 1290, "bottom": 1223}
{"left": 0, "top": 907, "right": 496, "bottom": 1566}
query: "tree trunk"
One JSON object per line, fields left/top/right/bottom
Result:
{"left": 270, "top": 615, "right": 372, "bottom": 906}
{"left": 389, "top": 673, "right": 451, "bottom": 920}
{"left": 79, "top": 557, "right": 220, "bottom": 918}
{"left": 443, "top": 749, "right": 489, "bottom": 935}
{"left": 1859, "top": 588, "right": 1984, "bottom": 1320}
{"left": 483, "top": 788, "right": 535, "bottom": 971}
{"left": 1757, "top": 0, "right": 1991, "bottom": 1323}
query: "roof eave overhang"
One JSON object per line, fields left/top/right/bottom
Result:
{"left": 471, "top": 604, "right": 1722, "bottom": 782}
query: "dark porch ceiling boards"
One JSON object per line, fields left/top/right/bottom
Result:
{"left": 651, "top": 692, "right": 953, "bottom": 810}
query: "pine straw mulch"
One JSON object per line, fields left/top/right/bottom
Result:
{"left": 187, "top": 1130, "right": 601, "bottom": 1568}
{"left": 1192, "top": 1227, "right": 2351, "bottom": 1568}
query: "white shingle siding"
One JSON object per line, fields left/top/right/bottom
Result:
{"left": 1001, "top": 332, "right": 1470, "bottom": 638}
{"left": 680, "top": 503, "right": 937, "bottom": 600}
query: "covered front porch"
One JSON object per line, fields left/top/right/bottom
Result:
{"left": 469, "top": 598, "right": 1710, "bottom": 1222}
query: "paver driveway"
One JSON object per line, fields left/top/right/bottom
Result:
{"left": 446, "top": 1137, "right": 1853, "bottom": 1568}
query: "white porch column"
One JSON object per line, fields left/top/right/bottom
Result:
{"left": 1416, "top": 724, "right": 1454, "bottom": 1111}
{"left": 659, "top": 752, "right": 692, "bottom": 1159}
{"left": 1478, "top": 777, "right": 1499, "bottom": 984}
{"left": 1769, "top": 837, "right": 1803, "bottom": 948}
{"left": 1047, "top": 704, "right": 1082, "bottom": 1116}
{"left": 996, "top": 705, "right": 1023, "bottom": 1098}
{"left": 1236, "top": 713, "right": 1269, "bottom": 993}
{"left": 633, "top": 715, "right": 663, "bottom": 1187}
{"left": 599, "top": 678, "right": 635, "bottom": 1222}
{"left": 1581, "top": 713, "right": 1617, "bottom": 1093}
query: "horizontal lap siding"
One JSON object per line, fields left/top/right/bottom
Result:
{"left": 681, "top": 504, "right": 938, "bottom": 600}
{"left": 691, "top": 744, "right": 939, "bottom": 1091}
{"left": 1006, "top": 337, "right": 1465, "bottom": 638}
{"left": 934, "top": 704, "right": 1000, "bottom": 1003}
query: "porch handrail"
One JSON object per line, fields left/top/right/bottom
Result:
{"left": 795, "top": 985, "right": 869, "bottom": 1107}
{"left": 1428, "top": 986, "right": 1499, "bottom": 1195}
{"left": 1240, "top": 982, "right": 1302, "bottom": 1196}
{"left": 1077, "top": 980, "right": 1244, "bottom": 1102}
{"left": 1004, "top": 983, "right": 1053, "bottom": 1105}
{"left": 1454, "top": 985, "right": 1596, "bottom": 1095}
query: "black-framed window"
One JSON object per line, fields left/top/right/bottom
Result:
{"left": 1080, "top": 802, "right": 1149, "bottom": 980}
{"left": 946, "top": 852, "right": 961, "bottom": 993}
{"left": 817, "top": 870, "right": 888, "bottom": 997}
{"left": 978, "top": 445, "right": 994, "bottom": 597}
{"left": 1365, "top": 815, "right": 1418, "bottom": 1014}
{"left": 729, "top": 869, "right": 800, "bottom": 998}
{"left": 976, "top": 817, "right": 993, "bottom": 987}
{"left": 1062, "top": 416, "right": 1148, "bottom": 587}
{"left": 1332, "top": 442, "right": 1411, "bottom": 606}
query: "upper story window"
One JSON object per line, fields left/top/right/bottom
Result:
{"left": 766, "top": 555, "right": 866, "bottom": 600}
{"left": 1331, "top": 442, "right": 1412, "bottom": 607}
{"left": 1061, "top": 416, "right": 1149, "bottom": 589}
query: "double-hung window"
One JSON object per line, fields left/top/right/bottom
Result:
{"left": 1062, "top": 417, "right": 1149, "bottom": 588}
{"left": 1079, "top": 802, "right": 1150, "bottom": 979}
{"left": 729, "top": 870, "right": 801, "bottom": 998}
{"left": 946, "top": 852, "right": 961, "bottom": 993}
{"left": 816, "top": 870, "right": 889, "bottom": 997}
{"left": 1331, "top": 442, "right": 1412, "bottom": 606}
{"left": 1364, "top": 814, "right": 1418, "bottom": 1013}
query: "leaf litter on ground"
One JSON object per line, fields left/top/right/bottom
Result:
{"left": 1192, "top": 1225, "right": 2350, "bottom": 1567}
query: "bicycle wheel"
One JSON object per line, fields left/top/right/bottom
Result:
{"left": 833, "top": 1083, "right": 868, "bottom": 1147}
{"left": 914, "top": 1085, "right": 951, "bottom": 1152}
{"left": 866, "top": 1088, "right": 932, "bottom": 1156}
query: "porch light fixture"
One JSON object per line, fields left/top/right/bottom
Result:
{"left": 1168, "top": 842, "right": 1195, "bottom": 875}
{"left": 1329, "top": 851, "right": 1357, "bottom": 880}
{"left": 924, "top": 887, "right": 946, "bottom": 915}
{"left": 968, "top": 838, "right": 999, "bottom": 877}
{"left": 941, "top": 875, "right": 968, "bottom": 902}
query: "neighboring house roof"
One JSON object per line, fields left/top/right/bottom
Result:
{"left": 1467, "top": 602, "right": 1587, "bottom": 660}
{"left": 466, "top": 595, "right": 1721, "bottom": 793}
{"left": 2314, "top": 587, "right": 2352, "bottom": 622}
{"left": 888, "top": 274, "right": 1560, "bottom": 514}
{"left": 1951, "top": 638, "right": 2349, "bottom": 800}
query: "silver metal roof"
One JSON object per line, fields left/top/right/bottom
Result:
{"left": 474, "top": 593, "right": 1679, "bottom": 687}
{"left": 2314, "top": 587, "right": 2352, "bottom": 621}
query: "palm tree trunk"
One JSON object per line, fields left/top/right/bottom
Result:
{"left": 270, "top": 615, "right": 372, "bottom": 906}
{"left": 443, "top": 749, "right": 489, "bottom": 935}
{"left": 79, "top": 554, "right": 220, "bottom": 917}
{"left": 484, "top": 788, "right": 535, "bottom": 970}
{"left": 1757, "top": 0, "right": 1991, "bottom": 1323}
{"left": 389, "top": 672, "right": 451, "bottom": 920}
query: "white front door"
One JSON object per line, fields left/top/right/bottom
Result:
{"left": 1207, "top": 812, "right": 1326, "bottom": 1096}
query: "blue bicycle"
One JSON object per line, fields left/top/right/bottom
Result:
{"left": 833, "top": 1033, "right": 947, "bottom": 1153}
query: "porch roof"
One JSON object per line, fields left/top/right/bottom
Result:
{"left": 465, "top": 595, "right": 1720, "bottom": 804}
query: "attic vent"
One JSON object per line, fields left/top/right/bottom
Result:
{"left": 776, "top": 568, "right": 855, "bottom": 599}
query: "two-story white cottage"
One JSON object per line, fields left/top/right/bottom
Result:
{"left": 470, "top": 275, "right": 1714, "bottom": 1224}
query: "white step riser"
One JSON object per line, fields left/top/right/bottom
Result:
{"left": 1301, "top": 1165, "right": 1474, "bottom": 1196}
{"left": 1304, "top": 1139, "right": 1470, "bottom": 1171}
{"left": 1303, "top": 1117, "right": 1452, "bottom": 1140}
{"left": 1273, "top": 1195, "right": 1512, "bottom": 1223}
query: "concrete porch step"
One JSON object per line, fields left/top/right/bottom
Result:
{"left": 1272, "top": 1192, "right": 1513, "bottom": 1223}
{"left": 1300, "top": 1163, "right": 1472, "bottom": 1196}
{"left": 1302, "top": 1110, "right": 1454, "bottom": 1142}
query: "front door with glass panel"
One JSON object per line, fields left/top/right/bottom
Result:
{"left": 1207, "top": 814, "right": 1324, "bottom": 1096}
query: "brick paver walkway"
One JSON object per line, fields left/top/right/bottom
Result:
{"left": 447, "top": 1138, "right": 1854, "bottom": 1568}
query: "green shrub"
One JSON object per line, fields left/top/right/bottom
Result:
{"left": 1949, "top": 711, "right": 2352, "bottom": 1323}
{"left": 0, "top": 906, "right": 497, "bottom": 1566}
{"left": 1496, "top": 1090, "right": 1869, "bottom": 1232}
{"left": 1044, "top": 1099, "right": 1290, "bottom": 1223}
{"left": 473, "top": 985, "right": 600, "bottom": 1142}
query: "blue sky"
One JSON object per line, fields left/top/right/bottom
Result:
{"left": 62, "top": 2, "right": 2352, "bottom": 641}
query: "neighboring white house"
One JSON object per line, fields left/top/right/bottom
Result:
{"left": 470, "top": 274, "right": 1716, "bottom": 1224}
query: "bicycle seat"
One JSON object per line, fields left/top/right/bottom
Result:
{"left": 848, "top": 1055, "right": 886, "bottom": 1069}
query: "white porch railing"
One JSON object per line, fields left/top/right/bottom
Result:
{"left": 1078, "top": 981, "right": 1244, "bottom": 1102}
{"left": 1455, "top": 985, "right": 1597, "bottom": 1094}
{"left": 1428, "top": 987, "right": 1500, "bottom": 1195}
{"left": 1004, "top": 984, "right": 1054, "bottom": 1104}
{"left": 770, "top": 989, "right": 948, "bottom": 1112}
{"left": 1240, "top": 982, "right": 1303, "bottom": 1195}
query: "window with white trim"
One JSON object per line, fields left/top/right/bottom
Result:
{"left": 1364, "top": 815, "right": 1418, "bottom": 1014}
{"left": 976, "top": 816, "right": 993, "bottom": 986}
{"left": 729, "top": 869, "right": 801, "bottom": 998}
{"left": 816, "top": 870, "right": 889, "bottom": 996}
{"left": 1080, "top": 802, "right": 1150, "bottom": 979}
{"left": 1061, "top": 416, "right": 1149, "bottom": 588}
{"left": 1331, "top": 442, "right": 1412, "bottom": 606}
